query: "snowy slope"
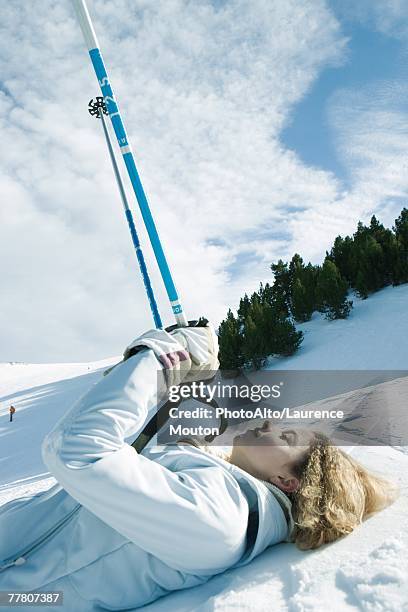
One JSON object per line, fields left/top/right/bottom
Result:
{"left": 0, "top": 358, "right": 118, "bottom": 488}
{"left": 267, "top": 284, "right": 408, "bottom": 370}
{"left": 1, "top": 285, "right": 408, "bottom": 611}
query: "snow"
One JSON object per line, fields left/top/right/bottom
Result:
{"left": 0, "top": 357, "right": 119, "bottom": 485}
{"left": 1, "top": 285, "right": 408, "bottom": 610}
{"left": 267, "top": 285, "right": 408, "bottom": 370}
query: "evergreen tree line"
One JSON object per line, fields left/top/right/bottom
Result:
{"left": 218, "top": 208, "right": 408, "bottom": 370}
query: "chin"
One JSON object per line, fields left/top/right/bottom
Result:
{"left": 232, "top": 430, "right": 248, "bottom": 444}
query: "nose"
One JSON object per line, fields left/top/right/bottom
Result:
{"left": 254, "top": 420, "right": 272, "bottom": 437}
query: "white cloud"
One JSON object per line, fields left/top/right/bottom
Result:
{"left": 1, "top": 0, "right": 348, "bottom": 361}
{"left": 331, "top": 0, "right": 408, "bottom": 40}
{"left": 330, "top": 82, "right": 408, "bottom": 198}
{"left": 287, "top": 78, "right": 408, "bottom": 263}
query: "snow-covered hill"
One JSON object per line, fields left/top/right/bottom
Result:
{"left": 1, "top": 285, "right": 407, "bottom": 611}
{"left": 267, "top": 284, "right": 408, "bottom": 369}
{"left": 0, "top": 357, "right": 119, "bottom": 488}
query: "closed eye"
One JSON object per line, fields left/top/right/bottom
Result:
{"left": 280, "top": 431, "right": 296, "bottom": 444}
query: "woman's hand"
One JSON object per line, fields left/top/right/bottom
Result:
{"left": 121, "top": 320, "right": 219, "bottom": 387}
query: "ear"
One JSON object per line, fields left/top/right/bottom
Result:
{"left": 270, "top": 475, "right": 300, "bottom": 493}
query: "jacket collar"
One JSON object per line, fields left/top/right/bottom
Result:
{"left": 259, "top": 479, "right": 295, "bottom": 542}
{"left": 182, "top": 445, "right": 295, "bottom": 563}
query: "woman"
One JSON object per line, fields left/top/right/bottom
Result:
{"left": 0, "top": 323, "right": 396, "bottom": 611}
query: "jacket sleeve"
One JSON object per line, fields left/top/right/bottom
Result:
{"left": 41, "top": 346, "right": 248, "bottom": 573}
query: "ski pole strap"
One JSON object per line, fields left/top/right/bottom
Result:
{"left": 131, "top": 317, "right": 226, "bottom": 451}
{"left": 131, "top": 380, "right": 228, "bottom": 453}
{"left": 122, "top": 318, "right": 210, "bottom": 362}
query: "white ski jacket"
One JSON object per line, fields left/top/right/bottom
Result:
{"left": 0, "top": 326, "right": 293, "bottom": 611}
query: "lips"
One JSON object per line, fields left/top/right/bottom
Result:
{"left": 244, "top": 429, "right": 257, "bottom": 438}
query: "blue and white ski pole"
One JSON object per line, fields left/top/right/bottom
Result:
{"left": 72, "top": 0, "right": 188, "bottom": 327}
{"left": 88, "top": 98, "right": 162, "bottom": 329}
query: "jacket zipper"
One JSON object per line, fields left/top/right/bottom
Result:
{"left": 0, "top": 504, "right": 81, "bottom": 572}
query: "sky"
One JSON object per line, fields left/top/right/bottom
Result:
{"left": 1, "top": 0, "right": 408, "bottom": 362}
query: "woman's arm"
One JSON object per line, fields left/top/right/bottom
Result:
{"left": 41, "top": 328, "right": 248, "bottom": 573}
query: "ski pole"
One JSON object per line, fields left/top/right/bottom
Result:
{"left": 72, "top": 0, "right": 188, "bottom": 327}
{"left": 88, "top": 98, "right": 162, "bottom": 329}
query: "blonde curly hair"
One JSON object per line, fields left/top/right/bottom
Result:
{"left": 288, "top": 433, "right": 398, "bottom": 549}
{"left": 190, "top": 433, "right": 398, "bottom": 551}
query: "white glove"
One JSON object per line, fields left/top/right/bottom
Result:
{"left": 122, "top": 321, "right": 219, "bottom": 388}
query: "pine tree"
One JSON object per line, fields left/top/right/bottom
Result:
{"left": 349, "top": 220, "right": 387, "bottom": 294}
{"left": 237, "top": 294, "right": 251, "bottom": 322}
{"left": 270, "top": 259, "right": 292, "bottom": 317}
{"left": 357, "top": 236, "right": 386, "bottom": 294}
{"left": 393, "top": 208, "right": 408, "bottom": 283}
{"left": 288, "top": 253, "right": 303, "bottom": 276}
{"left": 329, "top": 235, "right": 357, "bottom": 284}
{"left": 265, "top": 305, "right": 304, "bottom": 356}
{"left": 258, "top": 282, "right": 274, "bottom": 307}
{"left": 240, "top": 298, "right": 303, "bottom": 369}
{"left": 218, "top": 310, "right": 244, "bottom": 370}
{"left": 303, "top": 263, "right": 320, "bottom": 314}
{"left": 355, "top": 269, "right": 369, "bottom": 299}
{"left": 291, "top": 277, "right": 308, "bottom": 322}
{"left": 316, "top": 259, "right": 353, "bottom": 319}
{"left": 393, "top": 208, "right": 408, "bottom": 250}
{"left": 241, "top": 299, "right": 268, "bottom": 369}
{"left": 368, "top": 215, "right": 397, "bottom": 285}
{"left": 242, "top": 315, "right": 260, "bottom": 368}
{"left": 289, "top": 255, "right": 319, "bottom": 321}
{"left": 390, "top": 238, "right": 408, "bottom": 285}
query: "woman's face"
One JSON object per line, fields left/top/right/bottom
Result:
{"left": 229, "top": 420, "right": 316, "bottom": 493}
